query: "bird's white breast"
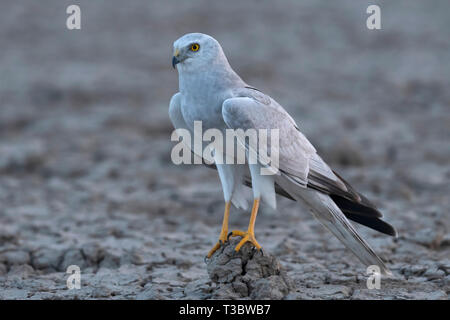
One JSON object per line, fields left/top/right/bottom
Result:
{"left": 178, "top": 70, "right": 235, "bottom": 131}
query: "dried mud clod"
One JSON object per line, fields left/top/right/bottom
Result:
{"left": 205, "top": 238, "right": 294, "bottom": 299}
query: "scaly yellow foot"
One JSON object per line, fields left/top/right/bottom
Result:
{"left": 228, "top": 198, "right": 262, "bottom": 253}
{"left": 206, "top": 232, "right": 228, "bottom": 258}
{"left": 206, "top": 201, "right": 231, "bottom": 258}
{"left": 228, "top": 230, "right": 262, "bottom": 252}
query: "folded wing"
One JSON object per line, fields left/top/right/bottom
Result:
{"left": 222, "top": 87, "right": 396, "bottom": 237}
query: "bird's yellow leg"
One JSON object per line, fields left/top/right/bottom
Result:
{"left": 229, "top": 198, "right": 262, "bottom": 252}
{"left": 206, "top": 201, "right": 231, "bottom": 258}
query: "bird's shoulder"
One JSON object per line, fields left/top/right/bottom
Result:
{"left": 227, "top": 86, "right": 302, "bottom": 132}
{"left": 230, "top": 86, "right": 271, "bottom": 106}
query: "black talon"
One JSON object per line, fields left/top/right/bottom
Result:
{"left": 259, "top": 248, "right": 264, "bottom": 256}
{"left": 227, "top": 232, "right": 233, "bottom": 240}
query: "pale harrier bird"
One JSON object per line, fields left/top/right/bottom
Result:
{"left": 169, "top": 33, "right": 396, "bottom": 275}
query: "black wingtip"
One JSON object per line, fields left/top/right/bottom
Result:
{"left": 331, "top": 194, "right": 383, "bottom": 218}
{"left": 344, "top": 212, "right": 397, "bottom": 236}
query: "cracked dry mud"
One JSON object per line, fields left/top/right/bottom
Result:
{"left": 1, "top": 0, "right": 449, "bottom": 299}
{"left": 206, "top": 238, "right": 293, "bottom": 299}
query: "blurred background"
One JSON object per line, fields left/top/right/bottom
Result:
{"left": 0, "top": 0, "right": 449, "bottom": 299}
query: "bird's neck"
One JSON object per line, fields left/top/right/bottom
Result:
{"left": 179, "top": 65, "right": 243, "bottom": 96}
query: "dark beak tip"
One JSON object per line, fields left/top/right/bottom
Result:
{"left": 172, "top": 56, "right": 179, "bottom": 69}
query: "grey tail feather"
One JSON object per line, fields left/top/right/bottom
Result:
{"left": 314, "top": 195, "right": 392, "bottom": 275}
{"left": 319, "top": 201, "right": 391, "bottom": 274}
{"left": 282, "top": 183, "right": 392, "bottom": 275}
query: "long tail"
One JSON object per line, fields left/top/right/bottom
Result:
{"left": 278, "top": 178, "right": 392, "bottom": 275}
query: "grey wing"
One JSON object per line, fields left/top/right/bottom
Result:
{"left": 222, "top": 87, "right": 396, "bottom": 236}
{"left": 224, "top": 88, "right": 396, "bottom": 236}
{"left": 222, "top": 88, "right": 396, "bottom": 274}
{"left": 223, "top": 88, "right": 316, "bottom": 186}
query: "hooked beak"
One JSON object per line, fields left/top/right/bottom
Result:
{"left": 172, "top": 48, "right": 180, "bottom": 69}
{"left": 172, "top": 56, "right": 180, "bottom": 69}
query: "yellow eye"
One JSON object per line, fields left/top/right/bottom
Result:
{"left": 190, "top": 43, "right": 200, "bottom": 52}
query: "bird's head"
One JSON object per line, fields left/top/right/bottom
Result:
{"left": 172, "top": 33, "right": 225, "bottom": 71}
